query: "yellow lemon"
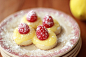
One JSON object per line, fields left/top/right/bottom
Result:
{"left": 70, "top": 0, "right": 86, "bottom": 20}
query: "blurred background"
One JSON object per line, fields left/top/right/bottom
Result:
{"left": 0, "top": 0, "right": 86, "bottom": 57}
{"left": 0, "top": 0, "right": 71, "bottom": 21}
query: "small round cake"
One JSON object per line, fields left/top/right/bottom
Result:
{"left": 43, "top": 15, "right": 61, "bottom": 34}
{"left": 13, "top": 23, "right": 35, "bottom": 46}
{"left": 33, "top": 25, "right": 57, "bottom": 50}
{"left": 21, "top": 10, "right": 42, "bottom": 29}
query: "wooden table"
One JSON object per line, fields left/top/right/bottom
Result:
{"left": 0, "top": 0, "right": 86, "bottom": 57}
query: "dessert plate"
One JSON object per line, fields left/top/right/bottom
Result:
{"left": 1, "top": 50, "right": 9, "bottom": 57}
{"left": 72, "top": 37, "right": 82, "bottom": 57}
{"left": 63, "top": 37, "right": 82, "bottom": 57}
{"left": 0, "top": 8, "right": 80, "bottom": 57}
{"left": 0, "top": 37, "right": 82, "bottom": 57}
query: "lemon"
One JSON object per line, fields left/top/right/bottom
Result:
{"left": 70, "top": 0, "right": 86, "bottom": 20}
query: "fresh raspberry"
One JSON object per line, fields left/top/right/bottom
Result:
{"left": 26, "top": 10, "right": 37, "bottom": 22}
{"left": 36, "top": 25, "right": 49, "bottom": 40}
{"left": 18, "top": 23, "right": 30, "bottom": 34}
{"left": 43, "top": 15, "right": 54, "bottom": 28}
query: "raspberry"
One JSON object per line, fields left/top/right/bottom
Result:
{"left": 18, "top": 23, "right": 30, "bottom": 34}
{"left": 26, "top": 10, "right": 37, "bottom": 22}
{"left": 43, "top": 15, "right": 54, "bottom": 28}
{"left": 36, "top": 25, "right": 49, "bottom": 40}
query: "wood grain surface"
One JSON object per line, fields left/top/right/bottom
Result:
{"left": 0, "top": 0, "right": 86, "bottom": 57}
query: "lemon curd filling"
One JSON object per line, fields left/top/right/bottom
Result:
{"left": 13, "top": 27, "right": 35, "bottom": 44}
{"left": 47, "top": 19, "right": 60, "bottom": 32}
{"left": 21, "top": 15, "right": 42, "bottom": 29}
{"left": 33, "top": 30, "right": 57, "bottom": 46}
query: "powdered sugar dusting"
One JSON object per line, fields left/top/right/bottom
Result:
{"left": 28, "top": 10, "right": 36, "bottom": 17}
{"left": 26, "top": 10, "right": 37, "bottom": 22}
{"left": 18, "top": 23, "right": 30, "bottom": 34}
{"left": 43, "top": 15, "right": 54, "bottom": 28}
{"left": 0, "top": 8, "right": 80, "bottom": 57}
{"left": 36, "top": 25, "right": 49, "bottom": 40}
